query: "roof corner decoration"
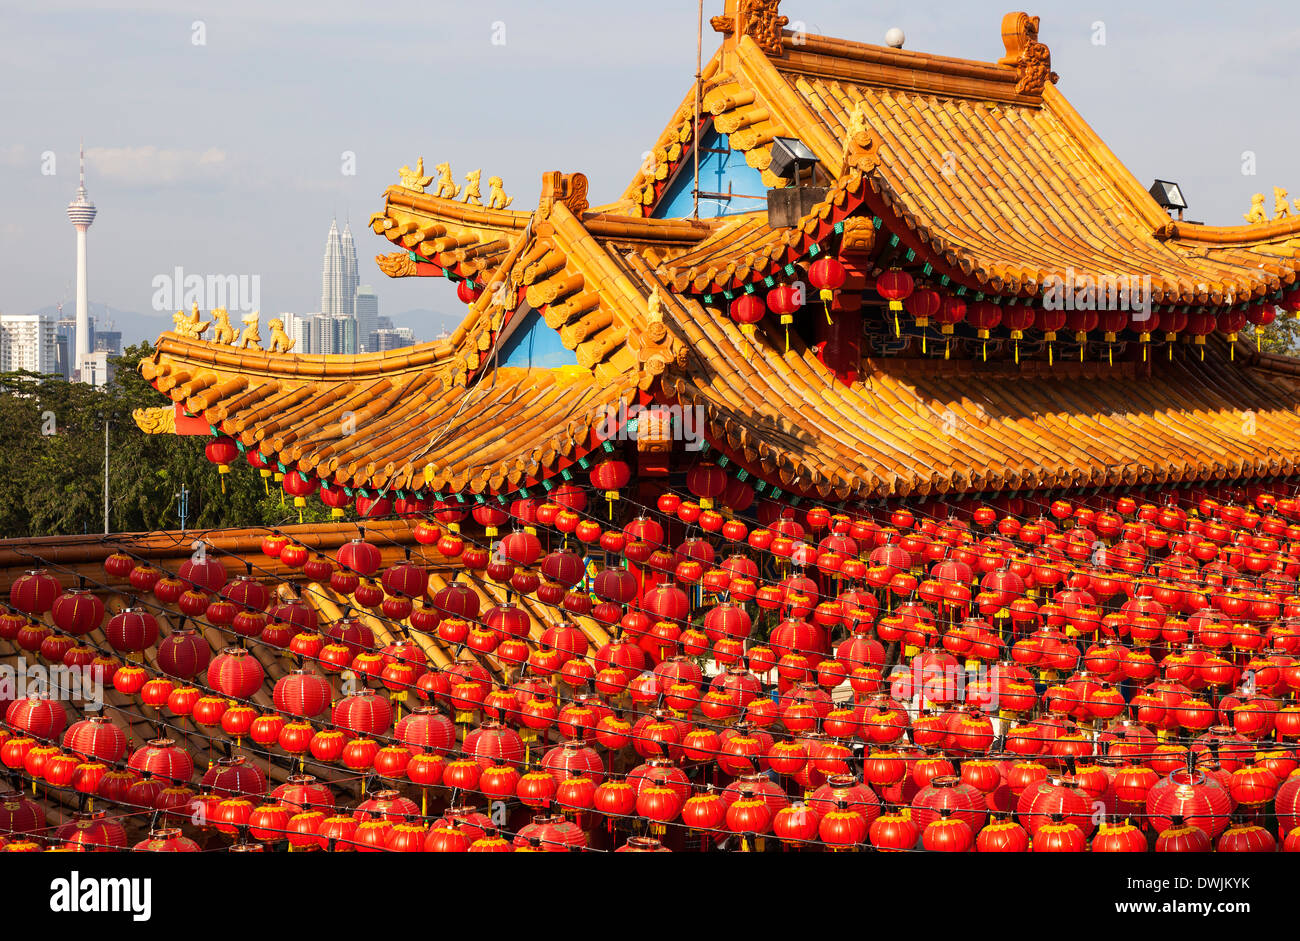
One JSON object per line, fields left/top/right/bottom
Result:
{"left": 132, "top": 406, "right": 176, "bottom": 435}
{"left": 841, "top": 102, "right": 881, "bottom": 175}
{"left": 536, "top": 171, "right": 590, "bottom": 221}
{"left": 397, "top": 157, "right": 434, "bottom": 193}
{"left": 997, "top": 12, "right": 1059, "bottom": 96}
{"left": 376, "top": 250, "right": 419, "bottom": 278}
{"left": 711, "top": 0, "right": 789, "bottom": 58}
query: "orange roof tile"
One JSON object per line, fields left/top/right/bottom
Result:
{"left": 143, "top": 336, "right": 634, "bottom": 495}
{"left": 659, "top": 292, "right": 1300, "bottom": 499}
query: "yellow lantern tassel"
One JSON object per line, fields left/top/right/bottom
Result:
{"left": 1108, "top": 345, "right": 1113, "bottom": 366}
{"left": 1014, "top": 341, "right": 1020, "bottom": 365}
{"left": 982, "top": 341, "right": 988, "bottom": 362}
{"left": 1049, "top": 344, "right": 1054, "bottom": 366}
{"left": 823, "top": 299, "right": 833, "bottom": 325}
{"left": 894, "top": 312, "right": 900, "bottom": 336}
{"left": 944, "top": 339, "right": 951, "bottom": 360}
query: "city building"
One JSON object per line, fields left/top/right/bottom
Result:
{"left": 80, "top": 349, "right": 114, "bottom": 387}
{"left": 355, "top": 285, "right": 378, "bottom": 352}
{"left": 54, "top": 312, "right": 76, "bottom": 379}
{"left": 279, "top": 312, "right": 312, "bottom": 354}
{"left": 0, "top": 314, "right": 58, "bottom": 374}
{"left": 341, "top": 223, "right": 358, "bottom": 318}
{"left": 307, "top": 312, "right": 357, "bottom": 355}
{"left": 329, "top": 313, "right": 357, "bottom": 355}
{"left": 370, "top": 326, "right": 415, "bottom": 352}
{"left": 94, "top": 329, "right": 121, "bottom": 356}
{"left": 65, "top": 143, "right": 97, "bottom": 381}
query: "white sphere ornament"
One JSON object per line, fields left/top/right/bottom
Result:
{"left": 885, "top": 27, "right": 905, "bottom": 49}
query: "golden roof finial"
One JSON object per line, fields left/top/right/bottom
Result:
{"left": 712, "top": 0, "right": 789, "bottom": 57}
{"left": 998, "top": 12, "right": 1058, "bottom": 95}
{"left": 1244, "top": 193, "right": 1268, "bottom": 225}
{"left": 171, "top": 303, "right": 210, "bottom": 339}
{"left": 647, "top": 284, "right": 664, "bottom": 324}
{"left": 236, "top": 311, "right": 262, "bottom": 350}
{"left": 433, "top": 162, "right": 460, "bottom": 199}
{"left": 487, "top": 176, "right": 514, "bottom": 210}
{"left": 463, "top": 169, "right": 483, "bottom": 205}
{"left": 398, "top": 157, "right": 434, "bottom": 193}
{"left": 1273, "top": 186, "right": 1292, "bottom": 221}
{"left": 210, "top": 308, "right": 237, "bottom": 345}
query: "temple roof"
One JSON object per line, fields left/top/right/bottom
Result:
{"left": 662, "top": 305, "right": 1300, "bottom": 497}
{"left": 143, "top": 337, "right": 633, "bottom": 494}
{"left": 142, "top": 2, "right": 1300, "bottom": 502}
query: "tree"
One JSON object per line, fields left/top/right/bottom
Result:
{"left": 1251, "top": 315, "right": 1300, "bottom": 355}
{"left": 0, "top": 343, "right": 333, "bottom": 538}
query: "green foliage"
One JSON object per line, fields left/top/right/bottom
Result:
{"left": 0, "top": 343, "right": 335, "bottom": 538}
{"left": 1251, "top": 316, "right": 1300, "bottom": 355}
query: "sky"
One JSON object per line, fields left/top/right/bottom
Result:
{"left": 1, "top": 0, "right": 1298, "bottom": 344}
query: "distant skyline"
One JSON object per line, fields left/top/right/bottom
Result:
{"left": 3, "top": 1, "right": 1300, "bottom": 346}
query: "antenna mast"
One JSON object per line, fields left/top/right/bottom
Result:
{"left": 692, "top": 0, "right": 704, "bottom": 219}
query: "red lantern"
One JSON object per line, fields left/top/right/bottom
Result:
{"left": 204, "top": 436, "right": 239, "bottom": 490}
{"left": 10, "top": 570, "right": 59, "bottom": 615}
{"left": 50, "top": 590, "right": 104, "bottom": 636}
{"left": 730, "top": 295, "right": 766, "bottom": 331}
{"left": 457, "top": 279, "right": 483, "bottom": 305}
{"left": 876, "top": 269, "right": 915, "bottom": 336}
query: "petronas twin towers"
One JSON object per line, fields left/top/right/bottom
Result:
{"left": 318, "top": 218, "right": 360, "bottom": 354}
{"left": 321, "top": 218, "right": 359, "bottom": 320}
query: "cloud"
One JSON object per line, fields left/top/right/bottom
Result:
{"left": 86, "top": 146, "right": 230, "bottom": 187}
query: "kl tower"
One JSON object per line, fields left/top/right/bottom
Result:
{"left": 66, "top": 142, "right": 97, "bottom": 380}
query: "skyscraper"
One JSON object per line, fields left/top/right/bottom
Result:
{"left": 66, "top": 143, "right": 96, "bottom": 380}
{"left": 54, "top": 305, "right": 76, "bottom": 380}
{"left": 94, "top": 329, "right": 121, "bottom": 355}
{"left": 355, "top": 285, "right": 378, "bottom": 352}
{"left": 341, "top": 222, "right": 358, "bottom": 317}
{"left": 280, "top": 313, "right": 311, "bottom": 354}
{"left": 320, "top": 219, "right": 359, "bottom": 321}
{"left": 0, "top": 314, "right": 58, "bottom": 374}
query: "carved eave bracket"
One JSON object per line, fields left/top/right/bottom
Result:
{"left": 712, "top": 0, "right": 789, "bottom": 57}
{"left": 376, "top": 251, "right": 418, "bottom": 278}
{"left": 998, "top": 12, "right": 1059, "bottom": 96}
{"left": 133, "top": 406, "right": 176, "bottom": 435}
